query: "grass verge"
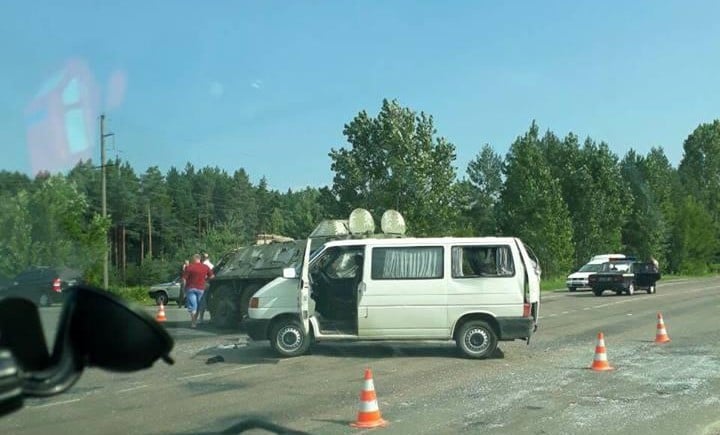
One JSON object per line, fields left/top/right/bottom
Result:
{"left": 541, "top": 277, "right": 566, "bottom": 292}
{"left": 107, "top": 286, "right": 152, "bottom": 305}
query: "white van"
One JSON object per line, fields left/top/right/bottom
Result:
{"left": 566, "top": 254, "right": 626, "bottom": 292}
{"left": 246, "top": 236, "right": 541, "bottom": 359}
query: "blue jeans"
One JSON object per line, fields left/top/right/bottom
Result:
{"left": 186, "top": 288, "right": 204, "bottom": 314}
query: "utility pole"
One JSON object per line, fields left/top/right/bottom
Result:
{"left": 147, "top": 204, "right": 153, "bottom": 260}
{"left": 100, "top": 114, "right": 114, "bottom": 289}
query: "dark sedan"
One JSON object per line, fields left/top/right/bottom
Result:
{"left": 0, "top": 266, "right": 82, "bottom": 307}
{"left": 588, "top": 260, "right": 661, "bottom": 296}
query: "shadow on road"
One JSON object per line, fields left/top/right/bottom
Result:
{"left": 183, "top": 377, "right": 251, "bottom": 397}
{"left": 182, "top": 413, "right": 306, "bottom": 435}
{"left": 312, "top": 418, "right": 350, "bottom": 427}
{"left": 160, "top": 319, "right": 245, "bottom": 332}
{"left": 565, "top": 292, "right": 632, "bottom": 298}
{"left": 309, "top": 342, "right": 506, "bottom": 360}
{"left": 191, "top": 343, "right": 282, "bottom": 365}
{"left": 186, "top": 340, "right": 507, "bottom": 365}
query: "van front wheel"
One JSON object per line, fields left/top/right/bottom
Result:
{"left": 270, "top": 318, "right": 311, "bottom": 358}
{"left": 456, "top": 320, "right": 498, "bottom": 359}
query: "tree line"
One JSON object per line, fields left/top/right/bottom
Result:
{"left": 0, "top": 99, "right": 717, "bottom": 285}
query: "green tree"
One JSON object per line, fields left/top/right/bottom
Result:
{"left": 0, "top": 190, "right": 36, "bottom": 276}
{"left": 107, "top": 160, "right": 141, "bottom": 278}
{"left": 199, "top": 216, "right": 247, "bottom": 260}
{"left": 451, "top": 180, "right": 477, "bottom": 236}
{"left": 0, "top": 171, "right": 32, "bottom": 197}
{"left": 268, "top": 208, "right": 286, "bottom": 234}
{"left": 460, "top": 144, "right": 503, "bottom": 235}
{"left": 139, "top": 167, "right": 173, "bottom": 260}
{"left": 25, "top": 175, "right": 110, "bottom": 281}
{"left": 620, "top": 150, "right": 664, "bottom": 261}
{"left": 329, "top": 99, "right": 457, "bottom": 235}
{"left": 639, "top": 147, "right": 678, "bottom": 267}
{"left": 540, "top": 132, "right": 627, "bottom": 266}
{"left": 576, "top": 138, "right": 627, "bottom": 262}
{"left": 166, "top": 165, "right": 199, "bottom": 253}
{"left": 671, "top": 196, "right": 717, "bottom": 273}
{"left": 255, "top": 177, "right": 283, "bottom": 235}
{"left": 317, "top": 186, "right": 344, "bottom": 219}
{"left": 67, "top": 160, "right": 101, "bottom": 209}
{"left": 229, "top": 168, "right": 258, "bottom": 243}
{"left": 678, "top": 120, "right": 720, "bottom": 221}
{"left": 28, "top": 176, "right": 87, "bottom": 265}
{"left": 498, "top": 122, "right": 574, "bottom": 277}
{"left": 79, "top": 213, "right": 112, "bottom": 285}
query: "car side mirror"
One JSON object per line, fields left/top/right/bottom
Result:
{"left": 0, "top": 285, "right": 174, "bottom": 416}
{"left": 60, "top": 286, "right": 174, "bottom": 373}
{"left": 0, "top": 348, "right": 23, "bottom": 417}
{"left": 282, "top": 268, "right": 297, "bottom": 279}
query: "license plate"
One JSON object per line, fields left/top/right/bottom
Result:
{"left": 600, "top": 277, "right": 611, "bottom": 282}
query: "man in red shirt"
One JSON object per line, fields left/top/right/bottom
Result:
{"left": 182, "top": 253, "right": 214, "bottom": 328}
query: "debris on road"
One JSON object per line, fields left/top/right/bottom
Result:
{"left": 206, "top": 355, "right": 224, "bottom": 364}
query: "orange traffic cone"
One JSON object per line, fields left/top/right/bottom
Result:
{"left": 155, "top": 302, "right": 167, "bottom": 323}
{"left": 655, "top": 312, "right": 671, "bottom": 343}
{"left": 590, "top": 332, "right": 614, "bottom": 371}
{"left": 350, "top": 368, "right": 388, "bottom": 429}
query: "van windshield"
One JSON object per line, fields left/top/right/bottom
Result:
{"left": 578, "top": 263, "right": 603, "bottom": 273}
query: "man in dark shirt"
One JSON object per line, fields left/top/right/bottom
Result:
{"left": 177, "top": 260, "right": 189, "bottom": 307}
{"left": 182, "top": 254, "right": 214, "bottom": 328}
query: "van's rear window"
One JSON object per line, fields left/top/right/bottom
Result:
{"left": 371, "top": 246, "right": 443, "bottom": 280}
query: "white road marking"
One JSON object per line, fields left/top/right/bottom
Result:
{"left": 176, "top": 364, "right": 259, "bottom": 382}
{"left": 118, "top": 385, "right": 148, "bottom": 393}
{"left": 227, "top": 364, "right": 259, "bottom": 372}
{"left": 177, "top": 372, "right": 214, "bottom": 381}
{"left": 30, "top": 398, "right": 82, "bottom": 409}
{"left": 278, "top": 356, "right": 307, "bottom": 363}
{"left": 540, "top": 284, "right": 720, "bottom": 318}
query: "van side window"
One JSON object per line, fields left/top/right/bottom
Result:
{"left": 451, "top": 246, "right": 515, "bottom": 278}
{"left": 311, "top": 247, "right": 363, "bottom": 279}
{"left": 371, "top": 247, "right": 443, "bottom": 280}
{"left": 326, "top": 250, "right": 363, "bottom": 279}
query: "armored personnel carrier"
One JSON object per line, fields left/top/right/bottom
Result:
{"left": 205, "top": 220, "right": 350, "bottom": 328}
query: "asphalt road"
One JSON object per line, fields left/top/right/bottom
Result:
{"left": 1, "top": 277, "right": 719, "bottom": 435}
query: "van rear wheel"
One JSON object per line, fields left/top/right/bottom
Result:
{"left": 270, "top": 318, "right": 311, "bottom": 358}
{"left": 456, "top": 320, "right": 498, "bottom": 359}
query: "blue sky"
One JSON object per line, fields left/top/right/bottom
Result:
{"left": 1, "top": 1, "right": 720, "bottom": 190}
